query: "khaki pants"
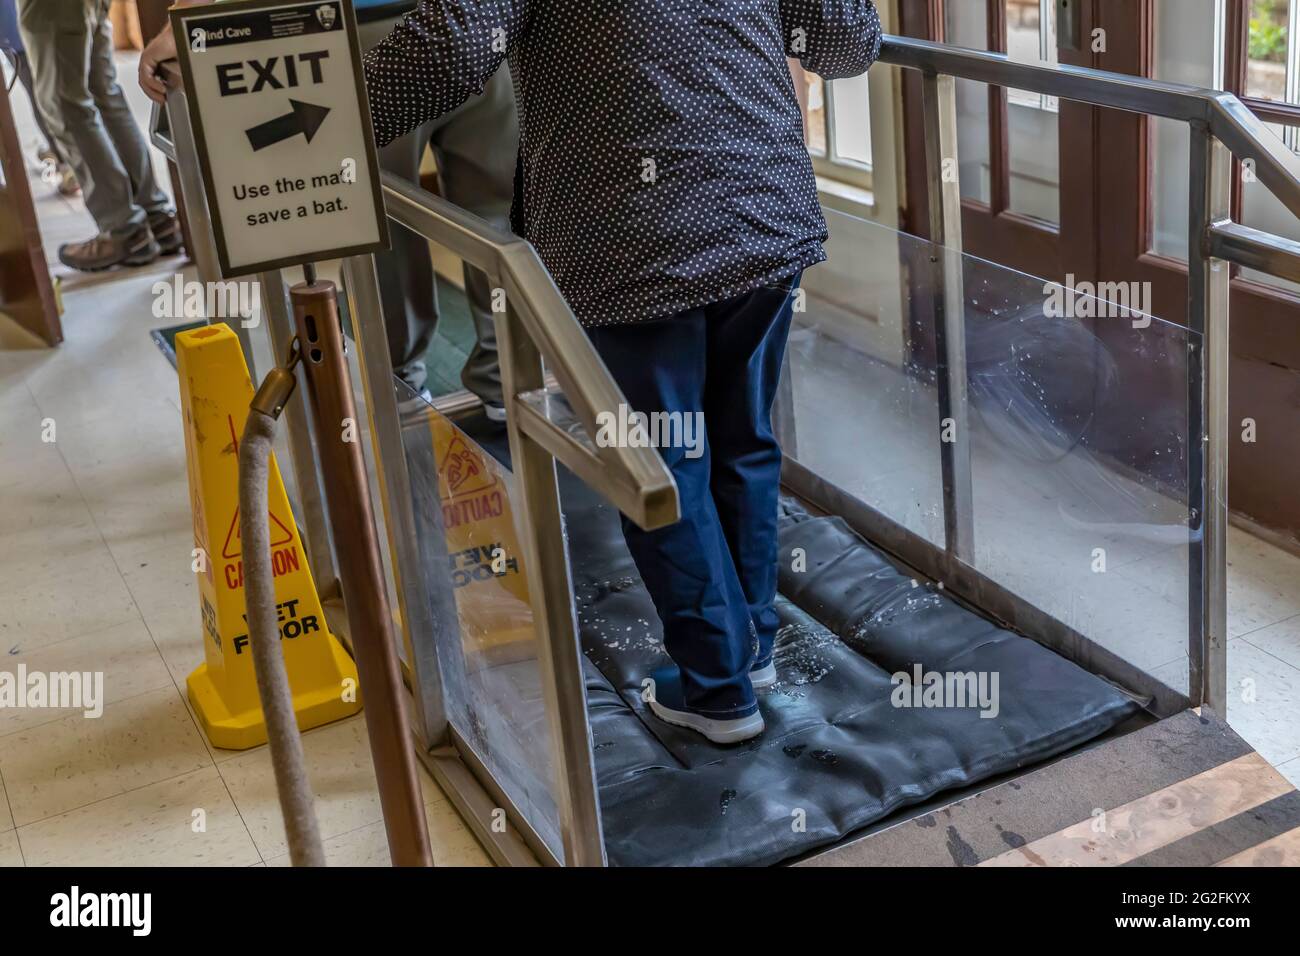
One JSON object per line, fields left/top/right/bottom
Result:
{"left": 17, "top": 0, "right": 168, "bottom": 239}
{"left": 359, "top": 16, "right": 518, "bottom": 403}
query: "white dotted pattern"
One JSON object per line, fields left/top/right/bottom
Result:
{"left": 364, "top": 1, "right": 882, "bottom": 326}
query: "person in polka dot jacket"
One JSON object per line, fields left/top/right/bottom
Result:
{"left": 365, "top": 1, "right": 882, "bottom": 744}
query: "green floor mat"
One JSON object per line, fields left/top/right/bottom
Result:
{"left": 422, "top": 275, "right": 474, "bottom": 396}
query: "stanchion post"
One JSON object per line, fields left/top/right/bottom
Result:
{"left": 289, "top": 275, "right": 433, "bottom": 867}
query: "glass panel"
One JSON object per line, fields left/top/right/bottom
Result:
{"left": 1151, "top": 0, "right": 1222, "bottom": 260}
{"left": 784, "top": 214, "right": 1196, "bottom": 694}
{"left": 962, "top": 254, "right": 1194, "bottom": 694}
{"left": 779, "top": 209, "right": 945, "bottom": 547}
{"left": 830, "top": 72, "right": 873, "bottom": 167}
{"left": 395, "top": 381, "right": 565, "bottom": 858}
{"left": 945, "top": 0, "right": 992, "bottom": 204}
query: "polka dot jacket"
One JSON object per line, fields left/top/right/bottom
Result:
{"left": 363, "top": 1, "right": 882, "bottom": 327}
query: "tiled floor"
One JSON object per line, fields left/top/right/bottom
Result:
{"left": 3, "top": 50, "right": 1300, "bottom": 869}
{"left": 0, "top": 52, "right": 487, "bottom": 867}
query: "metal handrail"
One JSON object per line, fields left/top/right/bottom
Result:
{"left": 365, "top": 174, "right": 684, "bottom": 867}
{"left": 378, "top": 173, "right": 679, "bottom": 529}
{"left": 880, "top": 35, "right": 1300, "bottom": 251}
{"left": 874, "top": 33, "right": 1300, "bottom": 722}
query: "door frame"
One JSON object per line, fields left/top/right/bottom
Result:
{"left": 896, "top": 0, "right": 1099, "bottom": 285}
{"left": 1093, "top": 0, "right": 1300, "bottom": 541}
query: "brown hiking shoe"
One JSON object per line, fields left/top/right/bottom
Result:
{"left": 58, "top": 227, "right": 159, "bottom": 272}
{"left": 147, "top": 210, "right": 183, "bottom": 256}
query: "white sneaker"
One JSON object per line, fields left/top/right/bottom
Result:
{"left": 749, "top": 660, "right": 777, "bottom": 689}
{"left": 397, "top": 388, "right": 433, "bottom": 416}
{"left": 649, "top": 699, "right": 765, "bottom": 744}
{"left": 483, "top": 402, "right": 507, "bottom": 422}
{"left": 645, "top": 666, "right": 765, "bottom": 744}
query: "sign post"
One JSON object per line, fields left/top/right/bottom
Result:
{"left": 170, "top": 0, "right": 388, "bottom": 277}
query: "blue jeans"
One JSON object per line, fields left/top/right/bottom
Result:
{"left": 587, "top": 276, "right": 799, "bottom": 718}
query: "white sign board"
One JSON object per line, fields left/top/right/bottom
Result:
{"left": 172, "top": 0, "right": 387, "bottom": 277}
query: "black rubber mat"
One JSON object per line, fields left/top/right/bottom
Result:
{"left": 461, "top": 416, "right": 1143, "bottom": 867}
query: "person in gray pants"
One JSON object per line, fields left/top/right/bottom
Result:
{"left": 18, "top": 0, "right": 179, "bottom": 271}
{"left": 357, "top": 5, "right": 517, "bottom": 415}
{"left": 1, "top": 0, "right": 78, "bottom": 196}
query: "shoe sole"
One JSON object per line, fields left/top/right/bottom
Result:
{"left": 483, "top": 404, "right": 507, "bottom": 422}
{"left": 125, "top": 248, "right": 160, "bottom": 266}
{"left": 649, "top": 699, "right": 765, "bottom": 744}
{"left": 750, "top": 661, "right": 777, "bottom": 689}
{"left": 151, "top": 228, "right": 183, "bottom": 256}
{"left": 60, "top": 243, "right": 159, "bottom": 272}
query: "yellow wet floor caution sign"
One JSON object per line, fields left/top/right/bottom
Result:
{"left": 427, "top": 410, "right": 536, "bottom": 669}
{"left": 177, "top": 323, "right": 361, "bottom": 749}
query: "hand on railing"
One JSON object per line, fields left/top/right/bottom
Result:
{"left": 138, "top": 0, "right": 213, "bottom": 104}
{"left": 138, "top": 24, "right": 177, "bottom": 104}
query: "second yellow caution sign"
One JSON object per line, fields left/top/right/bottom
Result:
{"left": 427, "top": 410, "right": 536, "bottom": 669}
{"left": 177, "top": 323, "right": 361, "bottom": 750}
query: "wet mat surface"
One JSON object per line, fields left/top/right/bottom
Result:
{"left": 460, "top": 416, "right": 1142, "bottom": 867}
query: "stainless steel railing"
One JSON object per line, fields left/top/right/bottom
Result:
{"left": 877, "top": 33, "right": 1300, "bottom": 720}
{"left": 341, "top": 173, "right": 680, "bottom": 868}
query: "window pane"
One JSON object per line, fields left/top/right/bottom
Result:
{"left": 830, "top": 72, "right": 872, "bottom": 167}
{"left": 1006, "top": 106, "right": 1059, "bottom": 223}
{"left": 1240, "top": 2, "right": 1300, "bottom": 290}
{"left": 946, "top": 0, "right": 991, "bottom": 204}
{"left": 1005, "top": 0, "right": 1059, "bottom": 222}
{"left": 1247, "top": 0, "right": 1290, "bottom": 102}
{"left": 1005, "top": 0, "right": 1058, "bottom": 110}
{"left": 1005, "top": 0, "right": 1043, "bottom": 61}
{"left": 1151, "top": 0, "right": 1222, "bottom": 260}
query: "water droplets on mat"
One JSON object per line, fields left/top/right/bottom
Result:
{"left": 576, "top": 576, "right": 662, "bottom": 662}
{"left": 851, "top": 582, "right": 946, "bottom": 636}
{"left": 766, "top": 620, "right": 837, "bottom": 696}
{"left": 719, "top": 788, "right": 738, "bottom": 815}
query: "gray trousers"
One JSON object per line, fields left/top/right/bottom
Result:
{"left": 17, "top": 0, "right": 168, "bottom": 239}
{"left": 359, "top": 17, "right": 518, "bottom": 404}
{"left": 3, "top": 49, "right": 66, "bottom": 164}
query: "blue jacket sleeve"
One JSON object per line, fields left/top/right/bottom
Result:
{"left": 781, "top": 0, "right": 883, "bottom": 79}
{"left": 362, "top": 0, "right": 530, "bottom": 147}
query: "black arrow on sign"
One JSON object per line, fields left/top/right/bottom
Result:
{"left": 245, "top": 99, "right": 331, "bottom": 151}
